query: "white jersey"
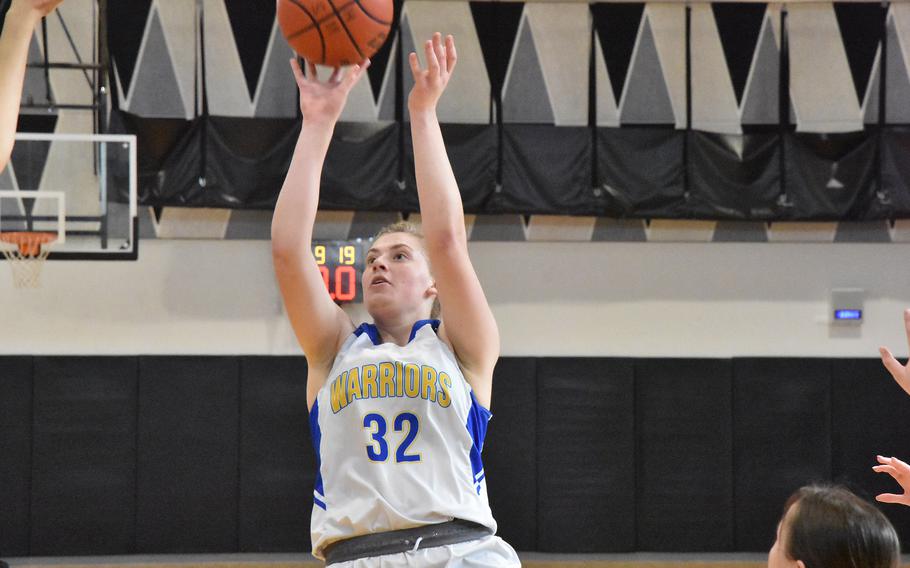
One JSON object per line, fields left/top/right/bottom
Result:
{"left": 309, "top": 319, "right": 498, "bottom": 559}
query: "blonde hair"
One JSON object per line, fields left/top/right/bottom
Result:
{"left": 372, "top": 221, "right": 441, "bottom": 319}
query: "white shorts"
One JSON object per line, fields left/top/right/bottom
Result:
{"left": 329, "top": 535, "right": 521, "bottom": 567}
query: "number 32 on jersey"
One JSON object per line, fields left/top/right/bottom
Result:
{"left": 362, "top": 412, "right": 421, "bottom": 463}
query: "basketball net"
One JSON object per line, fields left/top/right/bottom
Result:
{"left": 0, "top": 232, "right": 56, "bottom": 288}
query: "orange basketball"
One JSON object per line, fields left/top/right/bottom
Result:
{"left": 277, "top": 0, "right": 393, "bottom": 68}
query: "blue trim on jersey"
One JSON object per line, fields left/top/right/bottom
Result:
{"left": 309, "top": 400, "right": 326, "bottom": 503}
{"left": 354, "top": 323, "right": 382, "bottom": 346}
{"left": 408, "top": 319, "right": 441, "bottom": 342}
{"left": 314, "top": 496, "right": 327, "bottom": 510}
{"left": 465, "top": 391, "right": 492, "bottom": 491}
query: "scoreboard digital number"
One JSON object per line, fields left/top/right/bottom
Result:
{"left": 313, "top": 240, "right": 368, "bottom": 303}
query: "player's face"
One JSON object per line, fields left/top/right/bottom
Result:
{"left": 768, "top": 506, "right": 803, "bottom": 568}
{"left": 363, "top": 233, "right": 436, "bottom": 320}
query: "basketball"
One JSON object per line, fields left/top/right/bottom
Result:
{"left": 277, "top": 0, "right": 393, "bottom": 68}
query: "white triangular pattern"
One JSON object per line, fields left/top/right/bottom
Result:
{"left": 157, "top": 0, "right": 196, "bottom": 119}
{"left": 377, "top": 35, "right": 399, "bottom": 122}
{"left": 740, "top": 13, "right": 779, "bottom": 124}
{"left": 691, "top": 4, "right": 740, "bottom": 133}
{"left": 129, "top": 9, "right": 187, "bottom": 118}
{"left": 116, "top": 3, "right": 156, "bottom": 109}
{"left": 403, "top": 1, "right": 490, "bottom": 124}
{"left": 619, "top": 16, "right": 675, "bottom": 124}
{"left": 863, "top": 44, "right": 882, "bottom": 123}
{"left": 253, "top": 20, "right": 300, "bottom": 118}
{"left": 524, "top": 4, "right": 590, "bottom": 127}
{"left": 502, "top": 14, "right": 554, "bottom": 123}
{"left": 787, "top": 3, "right": 862, "bottom": 132}
{"left": 202, "top": 0, "right": 254, "bottom": 117}
{"left": 645, "top": 3, "right": 686, "bottom": 129}
{"left": 595, "top": 34, "right": 620, "bottom": 127}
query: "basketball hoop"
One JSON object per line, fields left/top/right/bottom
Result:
{"left": 0, "top": 231, "right": 57, "bottom": 288}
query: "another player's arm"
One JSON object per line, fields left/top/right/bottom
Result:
{"left": 879, "top": 309, "right": 910, "bottom": 396}
{"left": 408, "top": 34, "right": 498, "bottom": 409}
{"left": 272, "top": 59, "right": 368, "bottom": 406}
{"left": 0, "top": 0, "right": 62, "bottom": 169}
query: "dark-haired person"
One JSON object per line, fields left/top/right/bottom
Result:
{"left": 874, "top": 309, "right": 910, "bottom": 505}
{"left": 0, "top": 0, "right": 63, "bottom": 170}
{"left": 769, "top": 485, "right": 900, "bottom": 568}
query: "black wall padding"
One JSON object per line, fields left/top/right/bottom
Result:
{"left": 0, "top": 357, "right": 32, "bottom": 556}
{"left": 30, "top": 357, "right": 137, "bottom": 555}
{"left": 137, "top": 357, "right": 240, "bottom": 553}
{"left": 483, "top": 357, "right": 537, "bottom": 551}
{"left": 499, "top": 125, "right": 594, "bottom": 215}
{"left": 785, "top": 132, "right": 877, "bottom": 220}
{"left": 321, "top": 122, "right": 401, "bottom": 211}
{"left": 596, "top": 128, "right": 685, "bottom": 217}
{"left": 239, "top": 357, "right": 313, "bottom": 552}
{"left": 733, "top": 358, "right": 832, "bottom": 551}
{"left": 635, "top": 359, "right": 733, "bottom": 551}
{"left": 688, "top": 131, "right": 781, "bottom": 220}
{"left": 830, "top": 358, "right": 910, "bottom": 539}
{"left": 878, "top": 127, "right": 910, "bottom": 218}
{"left": 404, "top": 124, "right": 498, "bottom": 214}
{"left": 537, "top": 358, "right": 635, "bottom": 552}
{"left": 4, "top": 354, "right": 910, "bottom": 556}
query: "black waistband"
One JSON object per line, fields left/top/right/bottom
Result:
{"left": 322, "top": 519, "right": 493, "bottom": 565}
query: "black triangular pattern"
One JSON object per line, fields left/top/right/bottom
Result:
{"left": 712, "top": 3, "right": 766, "bottom": 105}
{"left": 9, "top": 140, "right": 51, "bottom": 191}
{"left": 367, "top": 0, "right": 403, "bottom": 103}
{"left": 834, "top": 3, "right": 886, "bottom": 105}
{"left": 591, "top": 3, "right": 645, "bottom": 104}
{"left": 225, "top": 0, "right": 276, "bottom": 100}
{"left": 108, "top": 0, "right": 154, "bottom": 95}
{"left": 470, "top": 2, "right": 524, "bottom": 99}
{"left": 0, "top": 1, "right": 10, "bottom": 32}
{"left": 16, "top": 114, "right": 57, "bottom": 134}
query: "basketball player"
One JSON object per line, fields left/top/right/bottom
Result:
{"left": 0, "top": 0, "right": 63, "bottom": 170}
{"left": 872, "top": 309, "right": 910, "bottom": 506}
{"left": 272, "top": 33, "right": 520, "bottom": 566}
{"left": 769, "top": 485, "right": 900, "bottom": 568}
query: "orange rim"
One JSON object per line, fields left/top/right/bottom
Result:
{"left": 0, "top": 231, "right": 57, "bottom": 257}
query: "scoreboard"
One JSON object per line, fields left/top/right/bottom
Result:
{"left": 312, "top": 240, "right": 368, "bottom": 303}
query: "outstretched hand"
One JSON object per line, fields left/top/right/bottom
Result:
{"left": 873, "top": 455, "right": 910, "bottom": 506}
{"left": 879, "top": 309, "right": 910, "bottom": 396}
{"left": 289, "top": 58, "right": 369, "bottom": 126}
{"left": 408, "top": 32, "right": 456, "bottom": 113}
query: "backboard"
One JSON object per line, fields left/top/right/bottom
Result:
{"left": 0, "top": 133, "right": 138, "bottom": 260}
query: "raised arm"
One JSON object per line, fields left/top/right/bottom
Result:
{"left": 0, "top": 0, "right": 62, "bottom": 170}
{"left": 272, "top": 59, "right": 368, "bottom": 405}
{"left": 408, "top": 34, "right": 498, "bottom": 408}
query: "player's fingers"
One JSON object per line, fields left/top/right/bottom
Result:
{"left": 433, "top": 32, "right": 446, "bottom": 72}
{"left": 354, "top": 58, "right": 371, "bottom": 78}
{"left": 408, "top": 51, "right": 421, "bottom": 78}
{"left": 891, "top": 456, "right": 910, "bottom": 471}
{"left": 424, "top": 39, "right": 439, "bottom": 75}
{"left": 289, "top": 58, "right": 305, "bottom": 84}
{"left": 904, "top": 308, "right": 910, "bottom": 343}
{"left": 445, "top": 34, "right": 457, "bottom": 74}
{"left": 880, "top": 347, "right": 905, "bottom": 382}
{"left": 343, "top": 60, "right": 369, "bottom": 89}
{"left": 873, "top": 464, "right": 899, "bottom": 477}
{"left": 307, "top": 60, "right": 318, "bottom": 80}
{"left": 328, "top": 66, "right": 342, "bottom": 83}
{"left": 878, "top": 455, "right": 894, "bottom": 464}
{"left": 876, "top": 493, "right": 905, "bottom": 504}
